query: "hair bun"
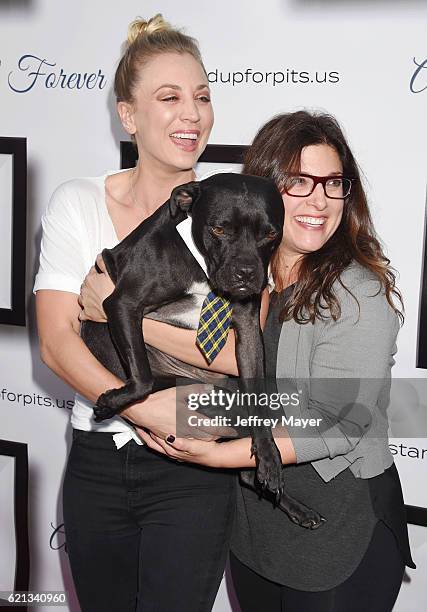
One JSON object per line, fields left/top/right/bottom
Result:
{"left": 127, "top": 14, "right": 171, "bottom": 46}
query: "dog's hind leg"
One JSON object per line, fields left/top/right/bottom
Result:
{"left": 239, "top": 471, "right": 326, "bottom": 529}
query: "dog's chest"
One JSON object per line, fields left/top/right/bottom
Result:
{"left": 145, "top": 281, "right": 210, "bottom": 330}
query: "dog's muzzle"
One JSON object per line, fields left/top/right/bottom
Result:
{"left": 209, "top": 259, "right": 266, "bottom": 299}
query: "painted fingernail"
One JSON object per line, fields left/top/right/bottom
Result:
{"left": 166, "top": 434, "right": 176, "bottom": 443}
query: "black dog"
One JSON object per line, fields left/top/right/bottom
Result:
{"left": 81, "top": 173, "right": 324, "bottom": 528}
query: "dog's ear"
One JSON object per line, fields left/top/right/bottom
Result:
{"left": 169, "top": 181, "right": 201, "bottom": 218}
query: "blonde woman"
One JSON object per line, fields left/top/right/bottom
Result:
{"left": 34, "top": 15, "right": 241, "bottom": 612}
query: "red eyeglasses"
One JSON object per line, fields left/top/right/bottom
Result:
{"left": 282, "top": 173, "right": 356, "bottom": 200}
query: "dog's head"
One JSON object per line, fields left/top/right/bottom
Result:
{"left": 170, "top": 173, "right": 284, "bottom": 300}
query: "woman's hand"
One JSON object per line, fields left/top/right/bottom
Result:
{"left": 78, "top": 254, "right": 115, "bottom": 322}
{"left": 122, "top": 384, "right": 237, "bottom": 441}
{"left": 136, "top": 429, "right": 227, "bottom": 468}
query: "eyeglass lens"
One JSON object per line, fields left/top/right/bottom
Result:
{"left": 284, "top": 176, "right": 352, "bottom": 198}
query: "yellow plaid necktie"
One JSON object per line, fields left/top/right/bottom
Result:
{"left": 196, "top": 291, "right": 233, "bottom": 364}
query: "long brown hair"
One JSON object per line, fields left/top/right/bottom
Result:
{"left": 244, "top": 111, "right": 403, "bottom": 323}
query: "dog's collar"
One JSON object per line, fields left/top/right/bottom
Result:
{"left": 176, "top": 216, "right": 208, "bottom": 276}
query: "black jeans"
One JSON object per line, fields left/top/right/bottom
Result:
{"left": 63, "top": 430, "right": 236, "bottom": 612}
{"left": 230, "top": 520, "right": 405, "bottom": 612}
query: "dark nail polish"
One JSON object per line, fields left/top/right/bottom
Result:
{"left": 166, "top": 434, "right": 176, "bottom": 443}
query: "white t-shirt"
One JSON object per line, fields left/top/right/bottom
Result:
{"left": 33, "top": 168, "right": 234, "bottom": 436}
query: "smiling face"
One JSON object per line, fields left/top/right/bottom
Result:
{"left": 118, "top": 52, "right": 213, "bottom": 173}
{"left": 280, "top": 143, "right": 344, "bottom": 261}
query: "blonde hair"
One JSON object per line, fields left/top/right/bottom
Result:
{"left": 114, "top": 13, "right": 206, "bottom": 103}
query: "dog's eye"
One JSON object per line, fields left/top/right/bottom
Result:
{"left": 212, "top": 226, "right": 225, "bottom": 236}
{"left": 267, "top": 230, "right": 278, "bottom": 240}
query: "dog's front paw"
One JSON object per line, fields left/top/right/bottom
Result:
{"left": 278, "top": 492, "right": 326, "bottom": 530}
{"left": 252, "top": 438, "right": 285, "bottom": 495}
{"left": 94, "top": 379, "right": 153, "bottom": 422}
{"left": 93, "top": 392, "right": 120, "bottom": 422}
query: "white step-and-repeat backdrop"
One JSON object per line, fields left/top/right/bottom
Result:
{"left": 1, "top": 1, "right": 427, "bottom": 610}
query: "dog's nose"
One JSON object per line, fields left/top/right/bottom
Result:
{"left": 233, "top": 265, "right": 256, "bottom": 282}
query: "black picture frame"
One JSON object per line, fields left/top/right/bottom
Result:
{"left": 0, "top": 137, "right": 27, "bottom": 326}
{"left": 417, "top": 199, "right": 427, "bottom": 368}
{"left": 0, "top": 440, "right": 29, "bottom": 610}
{"left": 197, "top": 144, "right": 248, "bottom": 165}
{"left": 406, "top": 504, "right": 427, "bottom": 527}
{"left": 120, "top": 141, "right": 248, "bottom": 170}
{"left": 120, "top": 140, "right": 137, "bottom": 170}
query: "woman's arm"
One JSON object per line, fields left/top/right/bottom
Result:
{"left": 144, "top": 319, "right": 239, "bottom": 376}
{"left": 34, "top": 187, "right": 129, "bottom": 403}
{"left": 135, "top": 426, "right": 297, "bottom": 468}
{"left": 37, "top": 290, "right": 126, "bottom": 402}
{"left": 143, "top": 280, "right": 269, "bottom": 375}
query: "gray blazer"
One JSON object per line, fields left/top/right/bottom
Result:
{"left": 276, "top": 262, "right": 399, "bottom": 482}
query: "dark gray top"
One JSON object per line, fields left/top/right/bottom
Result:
{"left": 231, "top": 285, "right": 414, "bottom": 591}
